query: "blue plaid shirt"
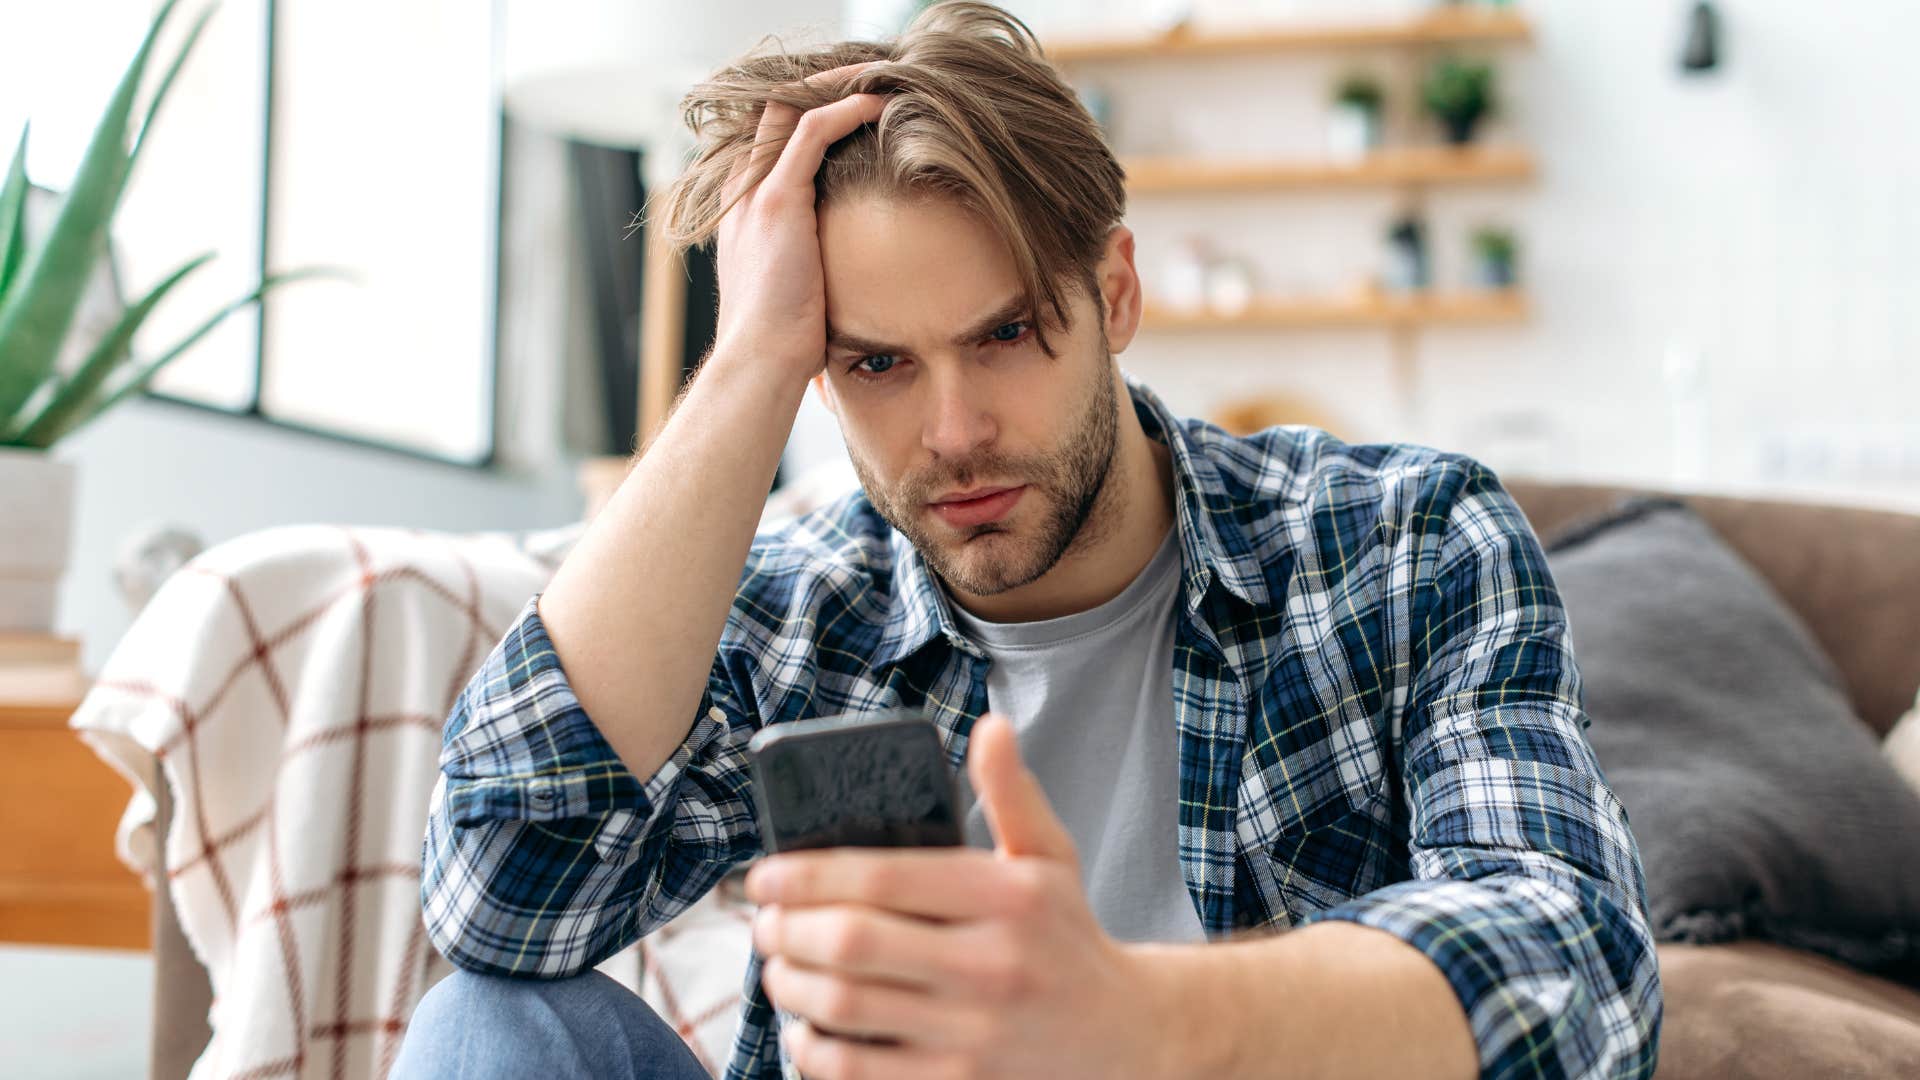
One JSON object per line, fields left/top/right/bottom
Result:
{"left": 423, "top": 378, "right": 1661, "bottom": 1079}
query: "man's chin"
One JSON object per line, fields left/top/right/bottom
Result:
{"left": 924, "top": 531, "right": 1052, "bottom": 597}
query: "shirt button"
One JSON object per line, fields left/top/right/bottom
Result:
{"left": 531, "top": 783, "right": 555, "bottom": 803}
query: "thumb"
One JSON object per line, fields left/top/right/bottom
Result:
{"left": 968, "top": 713, "right": 1076, "bottom": 864}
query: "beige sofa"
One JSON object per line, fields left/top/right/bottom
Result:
{"left": 146, "top": 480, "right": 1920, "bottom": 1079}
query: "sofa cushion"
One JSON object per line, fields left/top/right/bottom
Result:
{"left": 1655, "top": 942, "right": 1920, "bottom": 1079}
{"left": 1544, "top": 498, "right": 1920, "bottom": 979}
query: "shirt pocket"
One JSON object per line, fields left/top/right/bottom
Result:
{"left": 1235, "top": 707, "right": 1396, "bottom": 927}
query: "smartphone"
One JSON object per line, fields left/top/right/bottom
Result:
{"left": 746, "top": 708, "right": 965, "bottom": 853}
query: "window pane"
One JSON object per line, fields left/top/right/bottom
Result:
{"left": 260, "top": 0, "right": 498, "bottom": 464}
{"left": 0, "top": 1, "right": 146, "bottom": 191}
{"left": 122, "top": 0, "right": 268, "bottom": 411}
{"left": 0, "top": 1, "right": 265, "bottom": 412}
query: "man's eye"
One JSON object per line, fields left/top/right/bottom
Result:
{"left": 856, "top": 355, "right": 899, "bottom": 375}
{"left": 989, "top": 321, "right": 1030, "bottom": 344}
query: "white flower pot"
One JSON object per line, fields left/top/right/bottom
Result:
{"left": 1325, "top": 102, "right": 1381, "bottom": 164}
{"left": 0, "top": 446, "right": 77, "bottom": 633}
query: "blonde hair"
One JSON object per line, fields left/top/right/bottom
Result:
{"left": 650, "top": 1, "right": 1127, "bottom": 356}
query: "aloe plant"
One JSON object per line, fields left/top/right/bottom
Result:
{"left": 0, "top": 0, "right": 320, "bottom": 451}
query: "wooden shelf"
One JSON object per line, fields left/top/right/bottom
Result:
{"left": 1141, "top": 290, "right": 1528, "bottom": 330}
{"left": 1046, "top": 8, "right": 1533, "bottom": 63}
{"left": 1124, "top": 146, "right": 1534, "bottom": 192}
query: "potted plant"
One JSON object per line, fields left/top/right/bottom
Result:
{"left": 1421, "top": 57, "right": 1497, "bottom": 146}
{"left": 0, "top": 0, "right": 313, "bottom": 632}
{"left": 1326, "top": 72, "right": 1386, "bottom": 163}
{"left": 1470, "top": 226, "right": 1519, "bottom": 288}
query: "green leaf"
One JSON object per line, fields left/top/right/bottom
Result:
{"left": 0, "top": 125, "right": 28, "bottom": 298}
{"left": 129, "top": 4, "right": 219, "bottom": 174}
{"left": 22, "top": 267, "right": 333, "bottom": 449}
{"left": 6, "top": 251, "right": 213, "bottom": 447}
{"left": 0, "top": 0, "right": 182, "bottom": 424}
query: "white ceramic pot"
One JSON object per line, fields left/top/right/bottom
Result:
{"left": 0, "top": 446, "right": 77, "bottom": 633}
{"left": 1325, "top": 102, "right": 1381, "bottom": 164}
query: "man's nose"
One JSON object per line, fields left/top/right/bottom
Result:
{"left": 920, "top": 364, "right": 997, "bottom": 460}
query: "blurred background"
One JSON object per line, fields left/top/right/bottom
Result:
{"left": 5, "top": 0, "right": 1917, "bottom": 674}
{"left": 1, "top": 0, "right": 1916, "bottom": 1074}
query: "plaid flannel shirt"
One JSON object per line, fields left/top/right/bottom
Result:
{"left": 423, "top": 378, "right": 1662, "bottom": 1079}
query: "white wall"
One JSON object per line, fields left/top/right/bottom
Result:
{"left": 846, "top": 0, "right": 1920, "bottom": 509}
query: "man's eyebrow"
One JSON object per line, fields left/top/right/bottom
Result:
{"left": 825, "top": 295, "right": 1030, "bottom": 356}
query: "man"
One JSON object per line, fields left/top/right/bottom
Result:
{"left": 395, "top": 4, "right": 1661, "bottom": 1078}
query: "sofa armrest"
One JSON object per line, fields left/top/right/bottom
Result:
{"left": 149, "top": 754, "right": 213, "bottom": 1080}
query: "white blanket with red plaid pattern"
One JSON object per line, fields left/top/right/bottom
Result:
{"left": 69, "top": 521, "right": 756, "bottom": 1079}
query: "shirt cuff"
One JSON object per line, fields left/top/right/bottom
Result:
{"left": 440, "top": 594, "right": 738, "bottom": 860}
{"left": 1297, "top": 875, "right": 1606, "bottom": 1077}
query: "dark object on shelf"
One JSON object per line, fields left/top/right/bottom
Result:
{"left": 1421, "top": 57, "right": 1497, "bottom": 145}
{"left": 1385, "top": 215, "right": 1430, "bottom": 291}
{"left": 1681, "top": 1, "right": 1722, "bottom": 73}
{"left": 1471, "top": 226, "right": 1519, "bottom": 288}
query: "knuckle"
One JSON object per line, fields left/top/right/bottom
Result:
{"left": 1002, "top": 864, "right": 1048, "bottom": 917}
{"left": 819, "top": 978, "right": 865, "bottom": 1026}
{"left": 968, "top": 941, "right": 1026, "bottom": 1002}
{"left": 857, "top": 860, "right": 897, "bottom": 900}
{"left": 961, "top": 1010, "right": 1005, "bottom": 1053}
{"left": 823, "top": 915, "right": 870, "bottom": 966}
{"left": 753, "top": 187, "right": 789, "bottom": 217}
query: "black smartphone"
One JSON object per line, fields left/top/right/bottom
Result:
{"left": 746, "top": 708, "right": 965, "bottom": 853}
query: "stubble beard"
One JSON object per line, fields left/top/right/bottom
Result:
{"left": 851, "top": 353, "right": 1122, "bottom": 598}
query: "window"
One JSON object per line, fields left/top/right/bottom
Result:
{"left": 5, "top": 0, "right": 500, "bottom": 466}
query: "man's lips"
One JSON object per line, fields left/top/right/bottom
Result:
{"left": 928, "top": 485, "right": 1026, "bottom": 528}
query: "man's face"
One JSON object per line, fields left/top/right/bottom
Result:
{"left": 814, "top": 193, "right": 1120, "bottom": 598}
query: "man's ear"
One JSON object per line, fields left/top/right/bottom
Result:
{"left": 812, "top": 371, "right": 838, "bottom": 415}
{"left": 1096, "top": 225, "right": 1142, "bottom": 355}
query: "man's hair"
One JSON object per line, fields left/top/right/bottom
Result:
{"left": 651, "top": 1, "right": 1127, "bottom": 356}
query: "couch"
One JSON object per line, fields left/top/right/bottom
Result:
{"left": 131, "top": 479, "right": 1920, "bottom": 1079}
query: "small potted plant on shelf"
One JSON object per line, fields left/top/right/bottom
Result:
{"left": 1421, "top": 57, "right": 1498, "bottom": 145}
{"left": 1470, "top": 226, "right": 1519, "bottom": 288}
{"left": 1325, "top": 73, "right": 1386, "bottom": 163}
{"left": 0, "top": 0, "right": 316, "bottom": 633}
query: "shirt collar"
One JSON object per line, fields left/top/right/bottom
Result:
{"left": 1125, "top": 374, "right": 1274, "bottom": 615}
{"left": 871, "top": 376, "right": 1273, "bottom": 670}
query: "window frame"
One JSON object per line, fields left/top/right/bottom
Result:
{"left": 140, "top": 0, "right": 504, "bottom": 472}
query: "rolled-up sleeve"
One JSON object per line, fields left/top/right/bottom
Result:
{"left": 421, "top": 593, "right": 762, "bottom": 978}
{"left": 1299, "top": 463, "right": 1662, "bottom": 1079}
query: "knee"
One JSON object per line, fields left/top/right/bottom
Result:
{"left": 396, "top": 969, "right": 650, "bottom": 1080}
{"left": 396, "top": 968, "right": 708, "bottom": 1080}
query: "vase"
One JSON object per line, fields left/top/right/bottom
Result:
{"left": 0, "top": 446, "right": 78, "bottom": 633}
{"left": 1474, "top": 256, "right": 1516, "bottom": 289}
{"left": 1325, "top": 102, "right": 1381, "bottom": 164}
{"left": 1442, "top": 111, "right": 1483, "bottom": 146}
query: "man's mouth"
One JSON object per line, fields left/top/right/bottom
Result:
{"left": 927, "top": 485, "right": 1027, "bottom": 528}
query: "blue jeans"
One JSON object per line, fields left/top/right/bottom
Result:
{"left": 390, "top": 969, "right": 715, "bottom": 1080}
